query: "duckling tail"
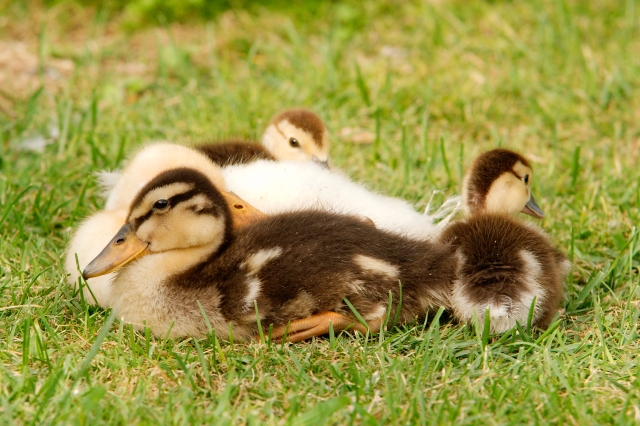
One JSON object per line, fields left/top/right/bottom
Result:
{"left": 441, "top": 214, "right": 568, "bottom": 333}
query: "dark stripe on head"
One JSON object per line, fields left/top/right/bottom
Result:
{"left": 129, "top": 167, "right": 230, "bottom": 229}
{"left": 272, "top": 109, "right": 326, "bottom": 148}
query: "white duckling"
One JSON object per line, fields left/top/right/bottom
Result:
{"left": 220, "top": 159, "right": 448, "bottom": 240}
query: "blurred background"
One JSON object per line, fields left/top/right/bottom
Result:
{"left": 0, "top": 1, "right": 639, "bottom": 422}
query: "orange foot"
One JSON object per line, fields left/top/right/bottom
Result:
{"left": 269, "top": 312, "right": 383, "bottom": 343}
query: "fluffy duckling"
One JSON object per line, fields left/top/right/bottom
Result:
{"left": 441, "top": 149, "right": 569, "bottom": 332}
{"left": 220, "top": 159, "right": 452, "bottom": 240}
{"left": 83, "top": 168, "right": 456, "bottom": 341}
{"left": 194, "top": 109, "right": 330, "bottom": 167}
{"left": 65, "top": 143, "right": 264, "bottom": 306}
{"left": 82, "top": 159, "right": 568, "bottom": 341}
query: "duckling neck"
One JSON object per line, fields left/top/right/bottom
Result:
{"left": 107, "top": 243, "right": 224, "bottom": 338}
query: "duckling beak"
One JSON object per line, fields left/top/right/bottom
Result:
{"left": 312, "top": 156, "right": 330, "bottom": 169}
{"left": 521, "top": 195, "right": 545, "bottom": 219}
{"left": 220, "top": 191, "right": 267, "bottom": 229}
{"left": 82, "top": 222, "right": 149, "bottom": 279}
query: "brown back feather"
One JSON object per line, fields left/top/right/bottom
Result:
{"left": 440, "top": 213, "right": 566, "bottom": 327}
{"left": 195, "top": 141, "right": 275, "bottom": 166}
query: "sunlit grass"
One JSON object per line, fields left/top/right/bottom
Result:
{"left": 1, "top": 0, "right": 639, "bottom": 423}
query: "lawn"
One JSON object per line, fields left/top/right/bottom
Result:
{"left": 1, "top": 0, "right": 639, "bottom": 423}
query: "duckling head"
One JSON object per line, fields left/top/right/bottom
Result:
{"left": 462, "top": 148, "right": 544, "bottom": 218}
{"left": 83, "top": 168, "right": 232, "bottom": 279}
{"left": 261, "top": 109, "right": 330, "bottom": 166}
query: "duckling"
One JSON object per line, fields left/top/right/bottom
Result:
{"left": 65, "top": 143, "right": 265, "bottom": 306}
{"left": 441, "top": 149, "right": 570, "bottom": 332}
{"left": 82, "top": 160, "right": 569, "bottom": 341}
{"left": 82, "top": 167, "right": 456, "bottom": 341}
{"left": 194, "top": 109, "right": 330, "bottom": 167}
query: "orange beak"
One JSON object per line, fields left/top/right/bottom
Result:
{"left": 220, "top": 191, "right": 267, "bottom": 229}
{"left": 82, "top": 222, "right": 149, "bottom": 279}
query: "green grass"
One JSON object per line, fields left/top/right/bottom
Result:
{"left": 1, "top": 0, "right": 639, "bottom": 423}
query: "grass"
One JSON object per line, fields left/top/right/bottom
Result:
{"left": 1, "top": 0, "right": 639, "bottom": 423}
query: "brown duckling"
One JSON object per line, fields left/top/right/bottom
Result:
{"left": 441, "top": 149, "right": 570, "bottom": 332}
{"left": 82, "top": 167, "right": 456, "bottom": 341}
{"left": 195, "top": 108, "right": 330, "bottom": 167}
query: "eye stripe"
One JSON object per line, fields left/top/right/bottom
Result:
{"left": 170, "top": 190, "right": 222, "bottom": 215}
{"left": 168, "top": 189, "right": 200, "bottom": 207}
{"left": 134, "top": 189, "right": 221, "bottom": 228}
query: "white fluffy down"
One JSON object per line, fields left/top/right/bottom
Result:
{"left": 222, "top": 160, "right": 447, "bottom": 240}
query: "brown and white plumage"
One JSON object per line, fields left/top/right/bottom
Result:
{"left": 83, "top": 149, "right": 569, "bottom": 340}
{"left": 442, "top": 149, "right": 569, "bottom": 332}
{"left": 441, "top": 214, "right": 569, "bottom": 332}
{"left": 83, "top": 168, "right": 455, "bottom": 340}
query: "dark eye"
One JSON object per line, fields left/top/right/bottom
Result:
{"left": 523, "top": 175, "right": 529, "bottom": 184}
{"left": 154, "top": 199, "right": 169, "bottom": 210}
{"left": 289, "top": 137, "right": 300, "bottom": 148}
